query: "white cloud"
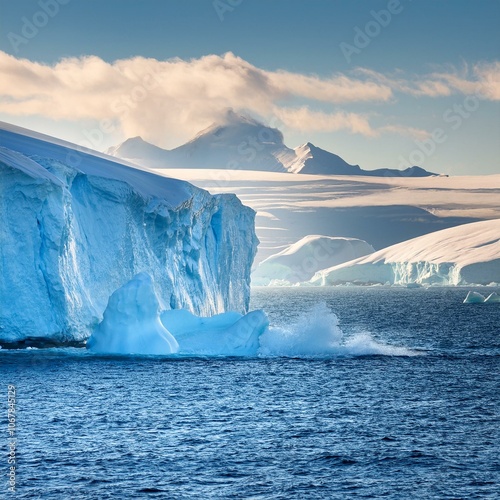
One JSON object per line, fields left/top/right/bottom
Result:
{"left": 0, "top": 51, "right": 394, "bottom": 147}
{"left": 273, "top": 107, "right": 376, "bottom": 136}
{"left": 269, "top": 71, "right": 392, "bottom": 103}
{"left": 354, "top": 63, "right": 500, "bottom": 99}
{"left": 0, "top": 51, "right": 497, "bottom": 148}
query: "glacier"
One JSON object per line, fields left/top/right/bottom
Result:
{"left": 0, "top": 122, "right": 258, "bottom": 344}
{"left": 312, "top": 220, "right": 500, "bottom": 287}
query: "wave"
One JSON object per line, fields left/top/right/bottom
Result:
{"left": 258, "top": 303, "right": 419, "bottom": 358}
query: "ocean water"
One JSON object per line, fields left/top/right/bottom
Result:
{"left": 1, "top": 287, "right": 499, "bottom": 499}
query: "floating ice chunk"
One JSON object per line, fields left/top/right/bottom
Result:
{"left": 161, "top": 309, "right": 269, "bottom": 356}
{"left": 484, "top": 292, "right": 500, "bottom": 303}
{"left": 86, "top": 273, "right": 179, "bottom": 355}
{"left": 463, "top": 291, "right": 486, "bottom": 304}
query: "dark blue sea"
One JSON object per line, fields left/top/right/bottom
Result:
{"left": 2, "top": 287, "right": 499, "bottom": 499}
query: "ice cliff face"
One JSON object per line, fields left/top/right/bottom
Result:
{"left": 0, "top": 123, "right": 258, "bottom": 343}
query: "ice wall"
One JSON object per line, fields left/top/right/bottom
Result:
{"left": 0, "top": 135, "right": 258, "bottom": 342}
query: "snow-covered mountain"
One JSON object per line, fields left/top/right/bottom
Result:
{"left": 0, "top": 122, "right": 258, "bottom": 343}
{"left": 252, "top": 235, "right": 375, "bottom": 285}
{"left": 107, "top": 111, "right": 437, "bottom": 177}
{"left": 311, "top": 219, "right": 500, "bottom": 286}
{"left": 108, "top": 111, "right": 293, "bottom": 172}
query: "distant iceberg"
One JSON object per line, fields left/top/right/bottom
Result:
{"left": 312, "top": 220, "right": 500, "bottom": 287}
{"left": 463, "top": 291, "right": 486, "bottom": 304}
{"left": 484, "top": 292, "right": 500, "bottom": 303}
{"left": 252, "top": 235, "right": 374, "bottom": 285}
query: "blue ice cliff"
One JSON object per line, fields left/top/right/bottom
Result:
{"left": 0, "top": 123, "right": 258, "bottom": 343}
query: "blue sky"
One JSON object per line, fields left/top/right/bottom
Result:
{"left": 0, "top": 0, "right": 499, "bottom": 174}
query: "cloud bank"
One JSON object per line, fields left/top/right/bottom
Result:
{"left": 0, "top": 51, "right": 498, "bottom": 148}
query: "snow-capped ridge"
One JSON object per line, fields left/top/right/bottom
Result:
{"left": 106, "top": 111, "right": 437, "bottom": 176}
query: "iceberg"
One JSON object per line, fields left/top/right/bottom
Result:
{"left": 463, "top": 291, "right": 486, "bottom": 304}
{"left": 252, "top": 235, "right": 374, "bottom": 285}
{"left": 87, "top": 273, "right": 268, "bottom": 356}
{"left": 0, "top": 122, "right": 258, "bottom": 343}
{"left": 161, "top": 308, "right": 269, "bottom": 356}
{"left": 86, "top": 273, "right": 179, "bottom": 355}
{"left": 484, "top": 292, "right": 500, "bottom": 303}
{"left": 312, "top": 220, "right": 500, "bottom": 287}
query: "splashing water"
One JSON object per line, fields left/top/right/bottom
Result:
{"left": 258, "top": 302, "right": 419, "bottom": 358}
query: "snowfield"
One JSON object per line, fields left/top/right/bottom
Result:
{"left": 0, "top": 122, "right": 258, "bottom": 343}
{"left": 146, "top": 168, "right": 500, "bottom": 264}
{"left": 106, "top": 112, "right": 500, "bottom": 265}
{"left": 311, "top": 219, "right": 500, "bottom": 286}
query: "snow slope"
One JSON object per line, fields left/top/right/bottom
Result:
{"left": 107, "top": 110, "right": 436, "bottom": 177}
{"left": 0, "top": 122, "right": 258, "bottom": 343}
{"left": 311, "top": 220, "right": 500, "bottom": 286}
{"left": 108, "top": 111, "right": 293, "bottom": 172}
{"left": 252, "top": 235, "right": 374, "bottom": 285}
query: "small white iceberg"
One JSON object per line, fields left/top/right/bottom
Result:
{"left": 484, "top": 292, "right": 500, "bottom": 303}
{"left": 463, "top": 291, "right": 486, "bottom": 304}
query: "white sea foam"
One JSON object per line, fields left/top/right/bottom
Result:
{"left": 258, "top": 302, "right": 419, "bottom": 358}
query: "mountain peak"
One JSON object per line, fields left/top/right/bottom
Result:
{"left": 220, "top": 109, "right": 261, "bottom": 127}
{"left": 106, "top": 111, "right": 438, "bottom": 177}
{"left": 105, "top": 135, "right": 167, "bottom": 161}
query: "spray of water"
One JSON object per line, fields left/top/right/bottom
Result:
{"left": 258, "top": 302, "right": 419, "bottom": 358}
